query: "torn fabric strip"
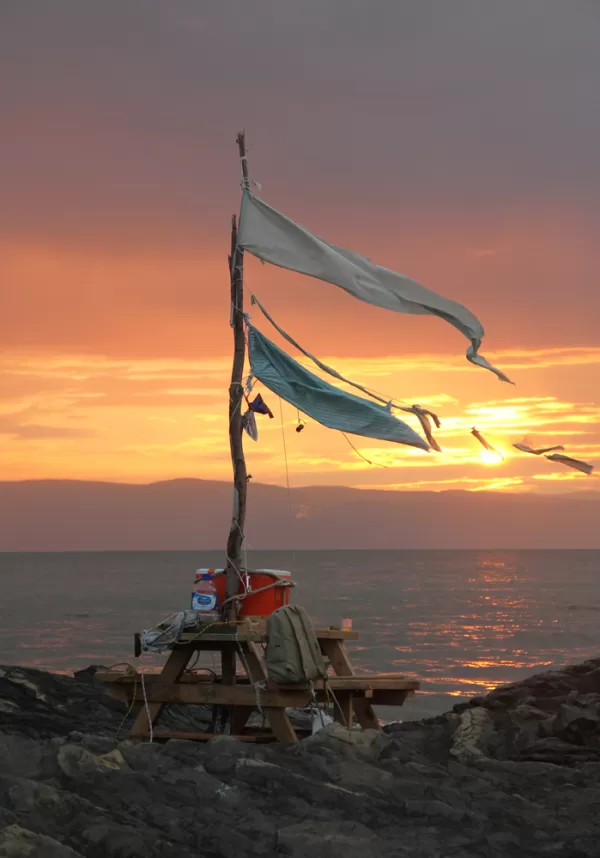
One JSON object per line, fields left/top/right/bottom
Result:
{"left": 471, "top": 427, "right": 504, "bottom": 459}
{"left": 513, "top": 443, "right": 565, "bottom": 456}
{"left": 545, "top": 453, "right": 593, "bottom": 475}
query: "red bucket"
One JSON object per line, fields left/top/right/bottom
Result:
{"left": 201, "top": 568, "right": 293, "bottom": 617}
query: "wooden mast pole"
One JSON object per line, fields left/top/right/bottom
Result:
{"left": 224, "top": 131, "right": 249, "bottom": 625}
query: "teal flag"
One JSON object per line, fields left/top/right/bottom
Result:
{"left": 247, "top": 324, "right": 429, "bottom": 451}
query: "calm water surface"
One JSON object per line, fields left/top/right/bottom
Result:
{"left": 2, "top": 549, "right": 599, "bottom": 719}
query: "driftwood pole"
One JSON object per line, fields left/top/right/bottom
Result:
{"left": 224, "top": 131, "right": 249, "bottom": 628}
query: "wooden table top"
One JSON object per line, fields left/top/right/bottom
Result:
{"left": 174, "top": 627, "right": 359, "bottom": 644}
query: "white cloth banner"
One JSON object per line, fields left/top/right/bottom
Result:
{"left": 238, "top": 192, "right": 512, "bottom": 384}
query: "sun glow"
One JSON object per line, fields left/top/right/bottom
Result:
{"left": 480, "top": 449, "right": 504, "bottom": 466}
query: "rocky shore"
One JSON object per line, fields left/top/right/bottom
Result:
{"left": 2, "top": 660, "right": 600, "bottom": 857}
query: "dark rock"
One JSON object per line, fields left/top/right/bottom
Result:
{"left": 2, "top": 660, "right": 600, "bottom": 857}
{"left": 0, "top": 824, "right": 85, "bottom": 857}
{"left": 277, "top": 820, "right": 386, "bottom": 858}
{"left": 202, "top": 734, "right": 253, "bottom": 776}
{"left": 516, "top": 736, "right": 600, "bottom": 764}
{"left": 551, "top": 703, "right": 600, "bottom": 747}
{"left": 73, "top": 665, "right": 106, "bottom": 684}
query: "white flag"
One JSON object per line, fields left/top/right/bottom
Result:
{"left": 239, "top": 192, "right": 512, "bottom": 383}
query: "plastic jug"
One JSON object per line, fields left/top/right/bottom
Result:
{"left": 191, "top": 571, "right": 218, "bottom": 613}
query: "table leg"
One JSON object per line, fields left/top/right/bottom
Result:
{"left": 264, "top": 707, "right": 299, "bottom": 743}
{"left": 333, "top": 691, "right": 354, "bottom": 727}
{"left": 319, "top": 639, "right": 380, "bottom": 731}
{"left": 130, "top": 646, "right": 190, "bottom": 738}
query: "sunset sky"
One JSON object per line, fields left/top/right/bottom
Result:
{"left": 2, "top": 1, "right": 599, "bottom": 494}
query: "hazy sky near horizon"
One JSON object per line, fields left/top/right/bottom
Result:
{"left": 1, "top": 0, "right": 599, "bottom": 492}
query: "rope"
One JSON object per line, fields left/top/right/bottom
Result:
{"left": 278, "top": 396, "right": 298, "bottom": 568}
{"left": 234, "top": 519, "right": 250, "bottom": 591}
{"left": 279, "top": 398, "right": 293, "bottom": 518}
{"left": 220, "top": 578, "right": 293, "bottom": 613}
{"left": 341, "top": 432, "right": 388, "bottom": 469}
{"left": 140, "top": 673, "right": 153, "bottom": 743}
{"left": 226, "top": 551, "right": 247, "bottom": 591}
{"left": 111, "top": 663, "right": 139, "bottom": 741}
{"left": 322, "top": 677, "right": 352, "bottom": 726}
{"left": 229, "top": 393, "right": 244, "bottom": 427}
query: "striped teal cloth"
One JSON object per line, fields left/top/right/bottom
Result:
{"left": 247, "top": 324, "right": 429, "bottom": 451}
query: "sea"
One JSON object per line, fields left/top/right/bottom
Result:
{"left": 2, "top": 549, "right": 600, "bottom": 721}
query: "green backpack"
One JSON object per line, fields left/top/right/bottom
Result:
{"left": 266, "top": 605, "right": 328, "bottom": 685}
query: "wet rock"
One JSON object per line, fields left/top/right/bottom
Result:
{"left": 302, "top": 722, "right": 393, "bottom": 760}
{"left": 0, "top": 825, "right": 84, "bottom": 857}
{"left": 450, "top": 706, "right": 493, "bottom": 761}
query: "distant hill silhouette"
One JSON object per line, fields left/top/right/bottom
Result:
{"left": 0, "top": 479, "right": 598, "bottom": 550}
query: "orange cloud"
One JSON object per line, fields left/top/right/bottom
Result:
{"left": 0, "top": 346, "right": 597, "bottom": 492}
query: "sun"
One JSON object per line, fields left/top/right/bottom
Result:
{"left": 480, "top": 449, "right": 504, "bottom": 466}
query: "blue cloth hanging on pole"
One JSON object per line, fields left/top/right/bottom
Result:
{"left": 246, "top": 323, "right": 429, "bottom": 451}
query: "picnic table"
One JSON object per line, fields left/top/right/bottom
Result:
{"left": 97, "top": 619, "right": 419, "bottom": 743}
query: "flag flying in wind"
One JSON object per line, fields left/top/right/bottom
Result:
{"left": 239, "top": 191, "right": 512, "bottom": 384}
{"left": 250, "top": 294, "right": 443, "bottom": 451}
{"left": 246, "top": 323, "right": 429, "bottom": 451}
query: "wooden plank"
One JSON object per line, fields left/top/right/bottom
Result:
{"left": 352, "top": 698, "right": 381, "bottom": 730}
{"left": 267, "top": 676, "right": 418, "bottom": 692}
{"left": 369, "top": 691, "right": 410, "bottom": 707}
{"left": 132, "top": 626, "right": 355, "bottom": 647}
{"left": 325, "top": 677, "right": 418, "bottom": 691}
{"left": 129, "top": 646, "right": 190, "bottom": 738}
{"left": 264, "top": 707, "right": 299, "bottom": 743}
{"left": 315, "top": 629, "right": 359, "bottom": 641}
{"left": 178, "top": 633, "right": 265, "bottom": 644}
{"left": 320, "top": 638, "right": 354, "bottom": 675}
{"left": 98, "top": 672, "right": 419, "bottom": 695}
{"left": 97, "top": 672, "right": 251, "bottom": 687}
{"left": 122, "top": 681, "right": 311, "bottom": 708}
